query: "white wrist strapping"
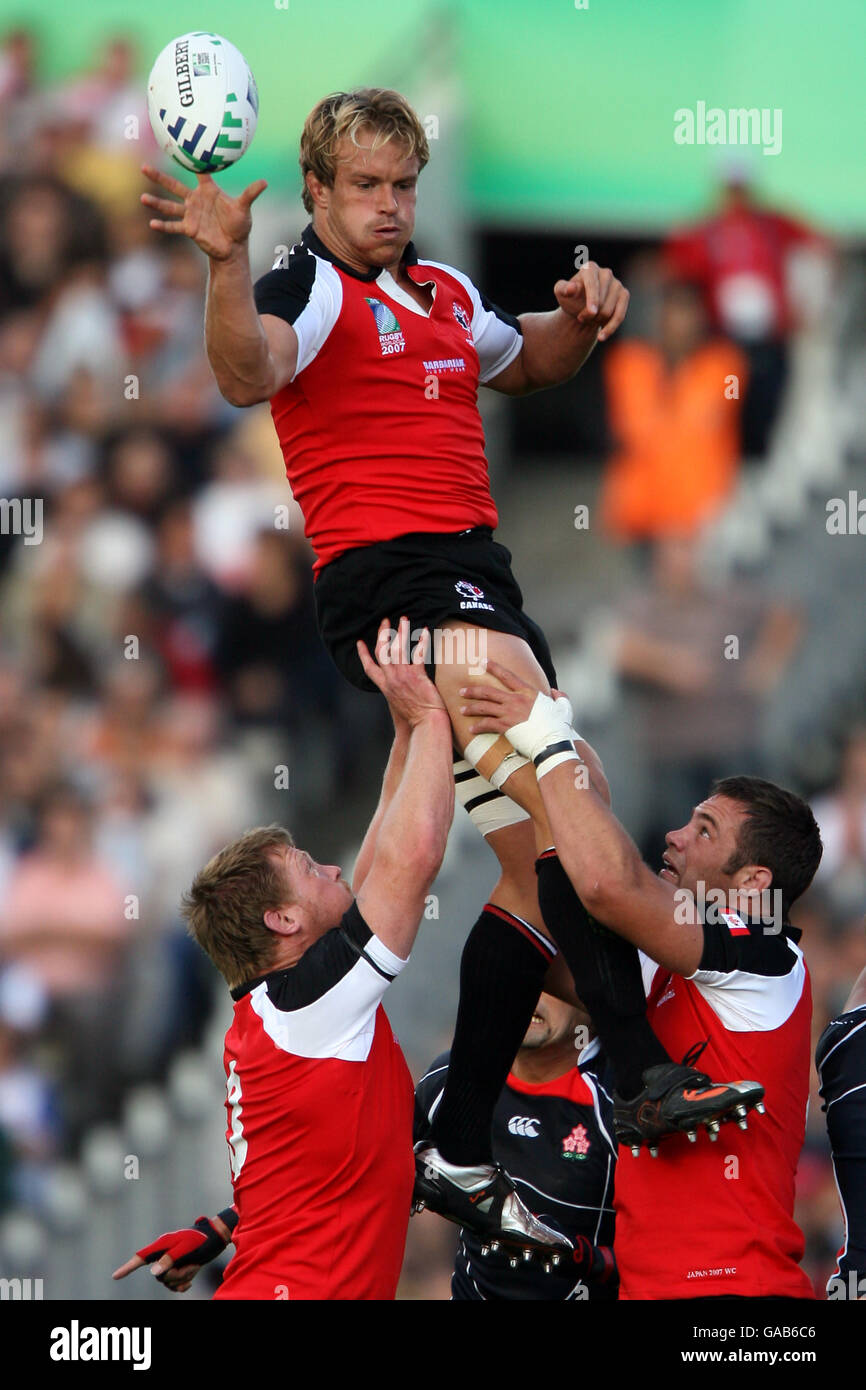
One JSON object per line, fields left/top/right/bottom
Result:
{"left": 505, "top": 693, "right": 582, "bottom": 779}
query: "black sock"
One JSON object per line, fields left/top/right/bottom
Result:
{"left": 535, "top": 850, "right": 669, "bottom": 1098}
{"left": 431, "top": 903, "right": 556, "bottom": 1165}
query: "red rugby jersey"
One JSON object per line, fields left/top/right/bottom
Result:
{"left": 615, "top": 910, "right": 814, "bottom": 1300}
{"left": 213, "top": 900, "right": 415, "bottom": 1301}
{"left": 253, "top": 225, "right": 523, "bottom": 572}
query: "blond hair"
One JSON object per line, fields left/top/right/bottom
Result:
{"left": 181, "top": 825, "right": 296, "bottom": 990}
{"left": 299, "top": 87, "right": 430, "bottom": 214}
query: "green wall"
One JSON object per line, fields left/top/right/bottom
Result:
{"left": 5, "top": 0, "right": 863, "bottom": 232}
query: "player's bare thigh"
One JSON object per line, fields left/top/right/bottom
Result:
{"left": 433, "top": 620, "right": 553, "bottom": 838}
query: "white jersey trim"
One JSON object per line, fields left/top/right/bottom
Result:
{"left": 287, "top": 255, "right": 343, "bottom": 380}
{"left": 686, "top": 938, "right": 807, "bottom": 1033}
{"left": 415, "top": 258, "right": 523, "bottom": 383}
{"left": 249, "top": 941, "right": 406, "bottom": 1062}
{"left": 819, "top": 1013, "right": 866, "bottom": 1071}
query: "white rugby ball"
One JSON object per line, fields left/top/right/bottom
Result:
{"left": 146, "top": 32, "right": 258, "bottom": 173}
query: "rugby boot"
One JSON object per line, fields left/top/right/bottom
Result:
{"left": 413, "top": 1143, "right": 572, "bottom": 1265}
{"left": 613, "top": 1044, "right": 765, "bottom": 1156}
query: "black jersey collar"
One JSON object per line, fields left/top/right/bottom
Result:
{"left": 720, "top": 910, "right": 801, "bottom": 944}
{"left": 300, "top": 221, "right": 419, "bottom": 281}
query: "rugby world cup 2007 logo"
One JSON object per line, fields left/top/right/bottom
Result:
{"left": 364, "top": 298, "right": 406, "bottom": 356}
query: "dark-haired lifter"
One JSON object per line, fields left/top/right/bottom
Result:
{"left": 458, "top": 664, "right": 822, "bottom": 1298}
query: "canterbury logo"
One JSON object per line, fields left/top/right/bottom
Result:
{"left": 508, "top": 1116, "right": 541, "bottom": 1137}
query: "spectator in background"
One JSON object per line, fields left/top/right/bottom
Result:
{"left": 664, "top": 170, "right": 829, "bottom": 457}
{"left": 611, "top": 533, "right": 802, "bottom": 865}
{"left": 215, "top": 529, "right": 338, "bottom": 732}
{"left": 0, "top": 963, "right": 59, "bottom": 1213}
{"left": 134, "top": 500, "right": 222, "bottom": 694}
{"left": 192, "top": 438, "right": 288, "bottom": 591}
{"left": 0, "top": 784, "right": 128, "bottom": 1149}
{"left": 812, "top": 726, "right": 866, "bottom": 921}
{"left": 600, "top": 279, "right": 747, "bottom": 543}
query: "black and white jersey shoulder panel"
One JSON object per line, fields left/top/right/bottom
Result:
{"left": 687, "top": 932, "right": 806, "bottom": 1033}
{"left": 414, "top": 1051, "right": 450, "bottom": 1138}
{"left": 246, "top": 902, "right": 407, "bottom": 1061}
{"left": 253, "top": 247, "right": 343, "bottom": 380}
{"left": 580, "top": 1067, "right": 618, "bottom": 1160}
{"left": 816, "top": 1006, "right": 866, "bottom": 1090}
{"left": 415, "top": 258, "right": 523, "bottom": 384}
{"left": 816, "top": 1006, "right": 866, "bottom": 1285}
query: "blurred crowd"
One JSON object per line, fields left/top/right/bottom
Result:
{"left": 0, "top": 29, "right": 387, "bottom": 1212}
{"left": 0, "top": 27, "right": 861, "bottom": 1300}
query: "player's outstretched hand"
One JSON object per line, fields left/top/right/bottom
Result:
{"left": 111, "top": 1214, "right": 230, "bottom": 1293}
{"left": 140, "top": 164, "right": 267, "bottom": 261}
{"left": 357, "top": 616, "right": 449, "bottom": 729}
{"left": 553, "top": 262, "right": 629, "bottom": 342}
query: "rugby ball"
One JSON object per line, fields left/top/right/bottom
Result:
{"left": 146, "top": 32, "right": 258, "bottom": 173}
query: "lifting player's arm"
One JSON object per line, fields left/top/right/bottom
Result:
{"left": 486, "top": 262, "right": 630, "bottom": 396}
{"left": 351, "top": 708, "right": 411, "bottom": 897}
{"left": 139, "top": 165, "right": 296, "bottom": 406}
{"left": 460, "top": 662, "right": 704, "bottom": 977}
{"left": 353, "top": 618, "right": 455, "bottom": 960}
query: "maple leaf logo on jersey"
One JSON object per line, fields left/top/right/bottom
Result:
{"left": 562, "top": 1123, "right": 591, "bottom": 1161}
{"left": 364, "top": 298, "right": 406, "bottom": 356}
{"left": 453, "top": 301, "right": 472, "bottom": 334}
{"left": 720, "top": 909, "right": 749, "bottom": 936}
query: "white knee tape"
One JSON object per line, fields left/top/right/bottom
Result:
{"left": 453, "top": 759, "right": 530, "bottom": 837}
{"left": 463, "top": 733, "right": 500, "bottom": 767}
{"left": 463, "top": 734, "right": 531, "bottom": 791}
{"left": 489, "top": 748, "right": 531, "bottom": 790}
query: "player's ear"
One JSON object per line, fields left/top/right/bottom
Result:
{"left": 305, "top": 170, "right": 328, "bottom": 211}
{"left": 263, "top": 906, "right": 301, "bottom": 937}
{"left": 736, "top": 864, "right": 773, "bottom": 897}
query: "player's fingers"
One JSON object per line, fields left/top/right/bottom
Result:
{"left": 396, "top": 614, "right": 411, "bottom": 665}
{"left": 111, "top": 1254, "right": 146, "bottom": 1280}
{"left": 356, "top": 639, "right": 384, "bottom": 688}
{"left": 479, "top": 659, "right": 528, "bottom": 691}
{"left": 460, "top": 702, "right": 507, "bottom": 721}
{"left": 459, "top": 680, "right": 504, "bottom": 701}
{"left": 374, "top": 617, "right": 394, "bottom": 665}
{"left": 466, "top": 717, "right": 508, "bottom": 736}
{"left": 597, "top": 286, "right": 629, "bottom": 342}
{"left": 159, "top": 1263, "right": 196, "bottom": 1289}
{"left": 239, "top": 179, "right": 268, "bottom": 207}
{"left": 577, "top": 262, "right": 600, "bottom": 315}
{"left": 147, "top": 218, "right": 190, "bottom": 235}
{"left": 150, "top": 1254, "right": 177, "bottom": 1278}
{"left": 413, "top": 626, "right": 431, "bottom": 665}
{"left": 140, "top": 192, "right": 185, "bottom": 216}
{"left": 141, "top": 164, "right": 190, "bottom": 198}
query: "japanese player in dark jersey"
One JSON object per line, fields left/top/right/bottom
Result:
{"left": 817, "top": 962, "right": 866, "bottom": 1298}
{"left": 416, "top": 990, "right": 618, "bottom": 1301}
